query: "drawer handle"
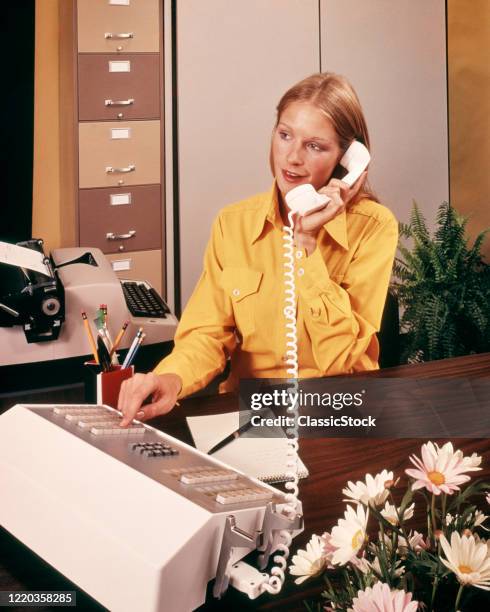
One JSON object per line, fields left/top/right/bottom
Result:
{"left": 105, "top": 98, "right": 135, "bottom": 107}
{"left": 105, "top": 165, "right": 136, "bottom": 174}
{"left": 104, "top": 32, "right": 134, "bottom": 40}
{"left": 106, "top": 230, "right": 136, "bottom": 241}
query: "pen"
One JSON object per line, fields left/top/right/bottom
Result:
{"left": 122, "top": 327, "right": 143, "bottom": 368}
{"left": 109, "top": 321, "right": 129, "bottom": 358}
{"left": 81, "top": 311, "right": 99, "bottom": 363}
{"left": 207, "top": 418, "right": 255, "bottom": 455}
{"left": 125, "top": 332, "right": 145, "bottom": 368}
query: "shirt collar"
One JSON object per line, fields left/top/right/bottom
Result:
{"left": 250, "top": 181, "right": 349, "bottom": 250}
{"left": 251, "top": 182, "right": 281, "bottom": 244}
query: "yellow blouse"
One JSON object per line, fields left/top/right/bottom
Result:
{"left": 154, "top": 183, "right": 398, "bottom": 397}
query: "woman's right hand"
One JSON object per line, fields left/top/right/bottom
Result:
{"left": 118, "top": 372, "right": 182, "bottom": 427}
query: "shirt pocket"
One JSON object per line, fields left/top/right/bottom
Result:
{"left": 221, "top": 267, "right": 263, "bottom": 337}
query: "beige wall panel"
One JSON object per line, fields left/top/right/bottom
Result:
{"left": 320, "top": 0, "right": 449, "bottom": 229}
{"left": 448, "top": 0, "right": 490, "bottom": 261}
{"left": 177, "top": 0, "right": 320, "bottom": 306}
{"left": 106, "top": 249, "right": 163, "bottom": 295}
{"left": 77, "top": 0, "right": 159, "bottom": 53}
{"left": 78, "top": 120, "right": 161, "bottom": 188}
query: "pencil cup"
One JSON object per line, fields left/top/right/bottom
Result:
{"left": 84, "top": 362, "right": 134, "bottom": 408}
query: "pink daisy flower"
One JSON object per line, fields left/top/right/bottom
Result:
{"left": 349, "top": 582, "right": 419, "bottom": 612}
{"left": 405, "top": 441, "right": 482, "bottom": 495}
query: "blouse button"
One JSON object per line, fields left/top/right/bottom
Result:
{"left": 297, "top": 268, "right": 305, "bottom": 276}
{"left": 295, "top": 250, "right": 303, "bottom": 259}
{"left": 232, "top": 288, "right": 240, "bottom": 297}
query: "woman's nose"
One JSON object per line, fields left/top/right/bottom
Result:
{"left": 286, "top": 142, "right": 303, "bottom": 165}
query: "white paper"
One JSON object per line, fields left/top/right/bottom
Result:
{"left": 0, "top": 241, "right": 51, "bottom": 277}
{"left": 111, "top": 128, "right": 131, "bottom": 140}
{"left": 109, "top": 60, "right": 131, "bottom": 73}
{"left": 109, "top": 0, "right": 130, "bottom": 5}
{"left": 112, "top": 259, "right": 131, "bottom": 272}
{"left": 186, "top": 411, "right": 308, "bottom": 483}
{"left": 110, "top": 193, "right": 131, "bottom": 206}
{"left": 187, "top": 412, "right": 239, "bottom": 454}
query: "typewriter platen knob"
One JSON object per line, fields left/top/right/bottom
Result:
{"left": 41, "top": 296, "right": 61, "bottom": 317}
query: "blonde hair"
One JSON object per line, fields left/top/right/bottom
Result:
{"left": 270, "top": 73, "right": 377, "bottom": 203}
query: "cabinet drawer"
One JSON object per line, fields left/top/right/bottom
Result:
{"left": 78, "top": 120, "right": 161, "bottom": 188}
{"left": 107, "top": 249, "right": 163, "bottom": 295}
{"left": 79, "top": 184, "right": 162, "bottom": 253}
{"left": 77, "top": 0, "right": 160, "bottom": 53}
{"left": 78, "top": 54, "right": 160, "bottom": 121}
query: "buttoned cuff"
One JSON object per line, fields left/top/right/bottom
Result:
{"left": 296, "top": 246, "right": 332, "bottom": 298}
{"left": 296, "top": 247, "right": 352, "bottom": 317}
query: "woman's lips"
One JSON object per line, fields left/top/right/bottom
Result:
{"left": 282, "top": 169, "right": 307, "bottom": 184}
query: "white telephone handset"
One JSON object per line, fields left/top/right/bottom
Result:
{"left": 285, "top": 140, "right": 371, "bottom": 216}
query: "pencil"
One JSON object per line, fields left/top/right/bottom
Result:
{"left": 81, "top": 311, "right": 99, "bottom": 363}
{"left": 109, "top": 321, "right": 129, "bottom": 358}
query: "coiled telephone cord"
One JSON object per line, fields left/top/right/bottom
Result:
{"left": 260, "top": 210, "right": 301, "bottom": 595}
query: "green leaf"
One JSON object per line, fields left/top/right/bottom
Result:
{"left": 393, "top": 201, "right": 490, "bottom": 362}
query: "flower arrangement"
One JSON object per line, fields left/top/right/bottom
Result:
{"left": 290, "top": 442, "right": 490, "bottom": 611}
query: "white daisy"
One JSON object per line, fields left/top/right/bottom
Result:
{"left": 330, "top": 504, "right": 369, "bottom": 566}
{"left": 461, "top": 452, "right": 482, "bottom": 469}
{"left": 342, "top": 470, "right": 393, "bottom": 507}
{"left": 398, "top": 530, "right": 427, "bottom": 553}
{"left": 349, "top": 582, "right": 419, "bottom": 612}
{"left": 439, "top": 531, "right": 490, "bottom": 590}
{"left": 350, "top": 554, "right": 371, "bottom": 574}
{"left": 289, "top": 534, "right": 326, "bottom": 584}
{"left": 405, "top": 441, "right": 482, "bottom": 495}
{"left": 380, "top": 501, "right": 415, "bottom": 525}
{"left": 473, "top": 510, "right": 489, "bottom": 531}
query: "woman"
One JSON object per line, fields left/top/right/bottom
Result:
{"left": 118, "top": 73, "right": 398, "bottom": 425}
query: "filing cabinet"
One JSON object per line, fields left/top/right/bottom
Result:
{"left": 60, "top": 0, "right": 165, "bottom": 295}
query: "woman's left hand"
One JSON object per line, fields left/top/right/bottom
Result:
{"left": 294, "top": 171, "right": 367, "bottom": 255}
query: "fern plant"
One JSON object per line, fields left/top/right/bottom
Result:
{"left": 392, "top": 201, "right": 490, "bottom": 363}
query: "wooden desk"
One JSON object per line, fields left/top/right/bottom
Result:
{"left": 1, "top": 353, "right": 489, "bottom": 611}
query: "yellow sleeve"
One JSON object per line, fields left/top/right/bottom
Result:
{"left": 153, "top": 216, "right": 237, "bottom": 397}
{"left": 296, "top": 212, "right": 398, "bottom": 374}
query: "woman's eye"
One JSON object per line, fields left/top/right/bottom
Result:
{"left": 307, "top": 142, "right": 323, "bottom": 152}
{"left": 279, "top": 131, "right": 290, "bottom": 140}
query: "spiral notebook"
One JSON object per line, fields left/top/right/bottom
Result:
{"left": 186, "top": 411, "right": 309, "bottom": 484}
